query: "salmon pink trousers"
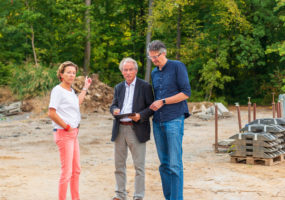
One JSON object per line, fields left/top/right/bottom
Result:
{"left": 54, "top": 128, "right": 80, "bottom": 200}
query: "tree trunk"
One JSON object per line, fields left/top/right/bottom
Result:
{"left": 25, "top": 0, "right": 38, "bottom": 67}
{"left": 31, "top": 25, "right": 38, "bottom": 67}
{"left": 139, "top": 2, "right": 145, "bottom": 76}
{"left": 176, "top": 5, "right": 182, "bottom": 60}
{"left": 207, "top": 87, "right": 213, "bottom": 101}
{"left": 83, "top": 0, "right": 91, "bottom": 76}
{"left": 144, "top": 0, "right": 153, "bottom": 83}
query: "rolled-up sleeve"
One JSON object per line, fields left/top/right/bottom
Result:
{"left": 176, "top": 63, "right": 191, "bottom": 97}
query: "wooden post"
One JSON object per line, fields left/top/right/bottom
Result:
{"left": 253, "top": 103, "right": 256, "bottom": 120}
{"left": 215, "top": 104, "right": 218, "bottom": 153}
{"left": 272, "top": 93, "right": 275, "bottom": 118}
{"left": 248, "top": 97, "right": 251, "bottom": 123}
{"left": 235, "top": 103, "right": 242, "bottom": 131}
{"left": 277, "top": 102, "right": 280, "bottom": 118}
{"left": 280, "top": 99, "right": 284, "bottom": 117}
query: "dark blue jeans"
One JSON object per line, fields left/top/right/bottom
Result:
{"left": 153, "top": 115, "right": 184, "bottom": 200}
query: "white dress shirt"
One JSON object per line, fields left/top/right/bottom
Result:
{"left": 120, "top": 77, "right": 136, "bottom": 122}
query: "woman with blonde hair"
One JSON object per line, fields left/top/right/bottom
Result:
{"left": 48, "top": 61, "right": 92, "bottom": 200}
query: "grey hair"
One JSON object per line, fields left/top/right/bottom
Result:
{"left": 119, "top": 57, "right": 138, "bottom": 71}
{"left": 147, "top": 40, "right": 167, "bottom": 54}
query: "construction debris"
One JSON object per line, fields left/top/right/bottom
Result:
{"left": 191, "top": 102, "right": 232, "bottom": 120}
{"left": 0, "top": 101, "right": 22, "bottom": 116}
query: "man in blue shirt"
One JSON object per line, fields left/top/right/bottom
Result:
{"left": 148, "top": 40, "right": 191, "bottom": 200}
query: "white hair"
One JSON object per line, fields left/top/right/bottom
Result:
{"left": 119, "top": 57, "right": 138, "bottom": 71}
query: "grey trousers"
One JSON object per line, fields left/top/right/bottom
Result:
{"left": 114, "top": 124, "right": 146, "bottom": 200}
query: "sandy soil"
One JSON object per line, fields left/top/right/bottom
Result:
{"left": 1, "top": 107, "right": 285, "bottom": 200}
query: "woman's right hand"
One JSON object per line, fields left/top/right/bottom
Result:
{"left": 67, "top": 127, "right": 76, "bottom": 132}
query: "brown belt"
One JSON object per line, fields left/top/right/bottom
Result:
{"left": 120, "top": 121, "right": 133, "bottom": 126}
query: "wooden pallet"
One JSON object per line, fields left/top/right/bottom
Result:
{"left": 230, "top": 154, "right": 284, "bottom": 166}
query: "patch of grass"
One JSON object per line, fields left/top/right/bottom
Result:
{"left": 9, "top": 63, "right": 59, "bottom": 99}
{"left": 0, "top": 62, "right": 12, "bottom": 86}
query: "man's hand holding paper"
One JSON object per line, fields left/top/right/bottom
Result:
{"left": 128, "top": 113, "right": 140, "bottom": 122}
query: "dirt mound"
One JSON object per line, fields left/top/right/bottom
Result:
{"left": 0, "top": 87, "right": 16, "bottom": 104}
{"left": 72, "top": 74, "right": 114, "bottom": 113}
{"left": 22, "top": 95, "right": 50, "bottom": 115}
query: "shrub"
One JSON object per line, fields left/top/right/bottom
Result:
{"left": 189, "top": 90, "right": 205, "bottom": 102}
{"left": 0, "top": 62, "right": 12, "bottom": 86}
{"left": 9, "top": 63, "right": 59, "bottom": 99}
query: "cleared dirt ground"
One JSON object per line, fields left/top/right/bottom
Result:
{"left": 1, "top": 107, "right": 285, "bottom": 200}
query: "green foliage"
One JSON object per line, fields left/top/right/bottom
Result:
{"left": 199, "top": 42, "right": 234, "bottom": 100}
{"left": 282, "top": 79, "right": 285, "bottom": 92}
{"left": 0, "top": 0, "right": 285, "bottom": 105}
{"left": 213, "top": 96, "right": 228, "bottom": 107}
{"left": 266, "top": 0, "right": 285, "bottom": 60}
{"left": 0, "top": 62, "right": 12, "bottom": 86}
{"left": 189, "top": 90, "right": 205, "bottom": 102}
{"left": 90, "top": 0, "right": 148, "bottom": 86}
{"left": 269, "top": 68, "right": 285, "bottom": 92}
{"left": 9, "top": 64, "right": 58, "bottom": 99}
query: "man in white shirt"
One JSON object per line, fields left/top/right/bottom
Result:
{"left": 110, "top": 58, "right": 154, "bottom": 200}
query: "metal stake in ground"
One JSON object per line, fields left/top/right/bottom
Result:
{"left": 280, "top": 99, "right": 285, "bottom": 117}
{"left": 235, "top": 102, "right": 242, "bottom": 132}
{"left": 278, "top": 100, "right": 282, "bottom": 118}
{"left": 277, "top": 101, "right": 280, "bottom": 118}
{"left": 253, "top": 103, "right": 256, "bottom": 120}
{"left": 280, "top": 101, "right": 282, "bottom": 118}
{"left": 248, "top": 97, "right": 251, "bottom": 123}
{"left": 272, "top": 92, "right": 275, "bottom": 118}
{"left": 277, "top": 101, "right": 282, "bottom": 118}
{"left": 215, "top": 103, "right": 218, "bottom": 153}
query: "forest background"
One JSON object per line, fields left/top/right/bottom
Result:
{"left": 0, "top": 0, "right": 285, "bottom": 105}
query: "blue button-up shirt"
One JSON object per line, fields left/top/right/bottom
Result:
{"left": 151, "top": 59, "right": 191, "bottom": 122}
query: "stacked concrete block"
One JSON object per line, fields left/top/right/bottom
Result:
{"left": 230, "top": 119, "right": 285, "bottom": 159}
{"left": 230, "top": 132, "right": 283, "bottom": 158}
{"left": 248, "top": 118, "right": 285, "bottom": 127}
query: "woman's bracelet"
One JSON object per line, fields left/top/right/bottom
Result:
{"left": 82, "top": 87, "right": 88, "bottom": 91}
{"left": 64, "top": 124, "right": 71, "bottom": 131}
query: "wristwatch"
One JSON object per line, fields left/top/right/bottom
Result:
{"left": 162, "top": 99, "right": 166, "bottom": 104}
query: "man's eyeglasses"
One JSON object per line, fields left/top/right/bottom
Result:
{"left": 148, "top": 53, "right": 161, "bottom": 60}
